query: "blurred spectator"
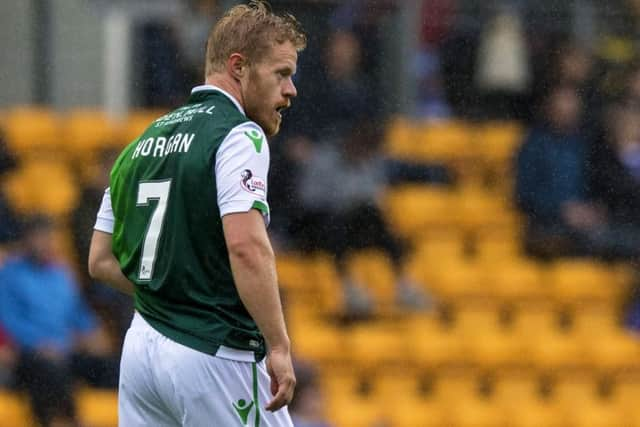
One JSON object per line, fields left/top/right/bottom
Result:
{"left": 70, "top": 148, "right": 133, "bottom": 347}
{"left": 0, "top": 131, "right": 19, "bottom": 245}
{"left": 0, "top": 324, "right": 16, "bottom": 387}
{"left": 289, "top": 361, "right": 334, "bottom": 427}
{"left": 289, "top": 29, "right": 374, "bottom": 141}
{"left": 0, "top": 215, "right": 118, "bottom": 427}
{"left": 475, "top": 4, "right": 530, "bottom": 119}
{"left": 329, "top": 0, "right": 397, "bottom": 82}
{"left": 174, "top": 0, "right": 220, "bottom": 81}
{"left": 412, "top": 0, "right": 456, "bottom": 119}
{"left": 516, "top": 86, "right": 640, "bottom": 260}
{"left": 290, "top": 119, "right": 450, "bottom": 316}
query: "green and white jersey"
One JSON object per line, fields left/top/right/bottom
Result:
{"left": 94, "top": 85, "right": 271, "bottom": 361}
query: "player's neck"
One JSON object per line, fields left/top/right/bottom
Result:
{"left": 204, "top": 74, "right": 244, "bottom": 111}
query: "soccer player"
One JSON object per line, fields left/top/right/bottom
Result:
{"left": 87, "top": 2, "right": 306, "bottom": 426}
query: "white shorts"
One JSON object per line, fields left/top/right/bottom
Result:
{"left": 118, "top": 312, "right": 293, "bottom": 427}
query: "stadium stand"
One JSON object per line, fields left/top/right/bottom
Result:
{"left": 2, "top": 111, "right": 640, "bottom": 426}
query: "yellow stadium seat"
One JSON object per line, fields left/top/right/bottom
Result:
{"left": 120, "top": 110, "right": 167, "bottom": 145}
{"left": 3, "top": 160, "right": 79, "bottom": 218}
{"left": 384, "top": 116, "right": 418, "bottom": 159}
{"left": 63, "top": 109, "right": 120, "bottom": 157}
{"left": 454, "top": 187, "right": 519, "bottom": 232}
{"left": 76, "top": 388, "right": 118, "bottom": 427}
{"left": 417, "top": 121, "right": 475, "bottom": 163}
{"left": 276, "top": 253, "right": 317, "bottom": 294}
{"left": 455, "top": 303, "right": 521, "bottom": 367}
{"left": 422, "top": 258, "right": 487, "bottom": 299}
{"left": 474, "top": 228, "right": 522, "bottom": 261}
{"left": 573, "top": 304, "right": 640, "bottom": 369}
{"left": 383, "top": 185, "right": 457, "bottom": 238}
{"left": 290, "top": 320, "right": 346, "bottom": 364}
{"left": 434, "top": 368, "right": 502, "bottom": 426}
{"left": 554, "top": 373, "right": 626, "bottom": 427}
{"left": 4, "top": 107, "right": 63, "bottom": 158}
{"left": 346, "top": 250, "right": 395, "bottom": 311}
{"left": 411, "top": 231, "right": 467, "bottom": 264}
{"left": 321, "top": 372, "right": 384, "bottom": 427}
{"left": 514, "top": 303, "right": 585, "bottom": 369}
{"left": 344, "top": 323, "right": 407, "bottom": 369}
{"left": 0, "top": 390, "right": 33, "bottom": 426}
{"left": 385, "top": 118, "right": 474, "bottom": 165}
{"left": 614, "top": 373, "right": 640, "bottom": 425}
{"left": 484, "top": 259, "right": 547, "bottom": 302}
{"left": 494, "top": 372, "right": 563, "bottom": 427}
{"left": 476, "top": 121, "right": 524, "bottom": 165}
{"left": 550, "top": 260, "right": 626, "bottom": 304}
{"left": 408, "top": 314, "right": 468, "bottom": 367}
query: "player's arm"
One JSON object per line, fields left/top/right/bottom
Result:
{"left": 217, "top": 122, "right": 295, "bottom": 411}
{"left": 88, "top": 230, "right": 133, "bottom": 296}
{"left": 87, "top": 188, "right": 134, "bottom": 296}
{"left": 223, "top": 210, "right": 294, "bottom": 411}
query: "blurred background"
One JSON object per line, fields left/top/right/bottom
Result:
{"left": 3, "top": 0, "right": 640, "bottom": 426}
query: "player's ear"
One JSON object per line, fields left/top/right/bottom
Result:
{"left": 228, "top": 53, "right": 247, "bottom": 80}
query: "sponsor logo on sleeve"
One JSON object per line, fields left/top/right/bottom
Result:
{"left": 240, "top": 169, "right": 266, "bottom": 198}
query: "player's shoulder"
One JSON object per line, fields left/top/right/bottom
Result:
{"left": 222, "top": 121, "right": 269, "bottom": 154}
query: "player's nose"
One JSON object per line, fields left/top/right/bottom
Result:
{"left": 283, "top": 77, "right": 297, "bottom": 98}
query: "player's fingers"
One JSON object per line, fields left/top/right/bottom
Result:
{"left": 265, "top": 377, "right": 295, "bottom": 412}
{"left": 270, "top": 374, "right": 279, "bottom": 396}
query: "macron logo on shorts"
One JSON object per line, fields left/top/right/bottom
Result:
{"left": 232, "top": 398, "right": 254, "bottom": 425}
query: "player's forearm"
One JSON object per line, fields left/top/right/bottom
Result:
{"left": 89, "top": 256, "right": 134, "bottom": 296}
{"left": 89, "top": 230, "right": 134, "bottom": 296}
{"left": 228, "top": 242, "right": 290, "bottom": 351}
{"left": 88, "top": 254, "right": 133, "bottom": 296}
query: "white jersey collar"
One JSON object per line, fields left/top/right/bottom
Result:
{"left": 191, "top": 84, "right": 245, "bottom": 115}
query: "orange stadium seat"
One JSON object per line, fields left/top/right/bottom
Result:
{"left": 3, "top": 159, "right": 79, "bottom": 218}
{"left": 3, "top": 107, "right": 62, "bottom": 157}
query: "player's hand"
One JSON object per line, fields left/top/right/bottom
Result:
{"left": 265, "top": 347, "right": 296, "bottom": 412}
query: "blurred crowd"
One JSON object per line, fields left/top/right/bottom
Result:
{"left": 4, "top": 0, "right": 640, "bottom": 426}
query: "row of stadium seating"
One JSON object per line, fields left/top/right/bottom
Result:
{"left": 0, "top": 388, "right": 117, "bottom": 427}
{"left": 321, "top": 366, "right": 640, "bottom": 427}
{"left": 0, "top": 108, "right": 523, "bottom": 163}
{"left": 278, "top": 252, "right": 633, "bottom": 309}
{"left": 0, "top": 107, "right": 164, "bottom": 159}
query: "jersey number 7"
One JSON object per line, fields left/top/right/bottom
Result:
{"left": 136, "top": 180, "right": 172, "bottom": 281}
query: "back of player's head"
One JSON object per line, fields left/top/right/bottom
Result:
{"left": 204, "top": 0, "right": 307, "bottom": 77}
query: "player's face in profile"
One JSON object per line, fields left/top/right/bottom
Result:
{"left": 244, "top": 41, "right": 298, "bottom": 136}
